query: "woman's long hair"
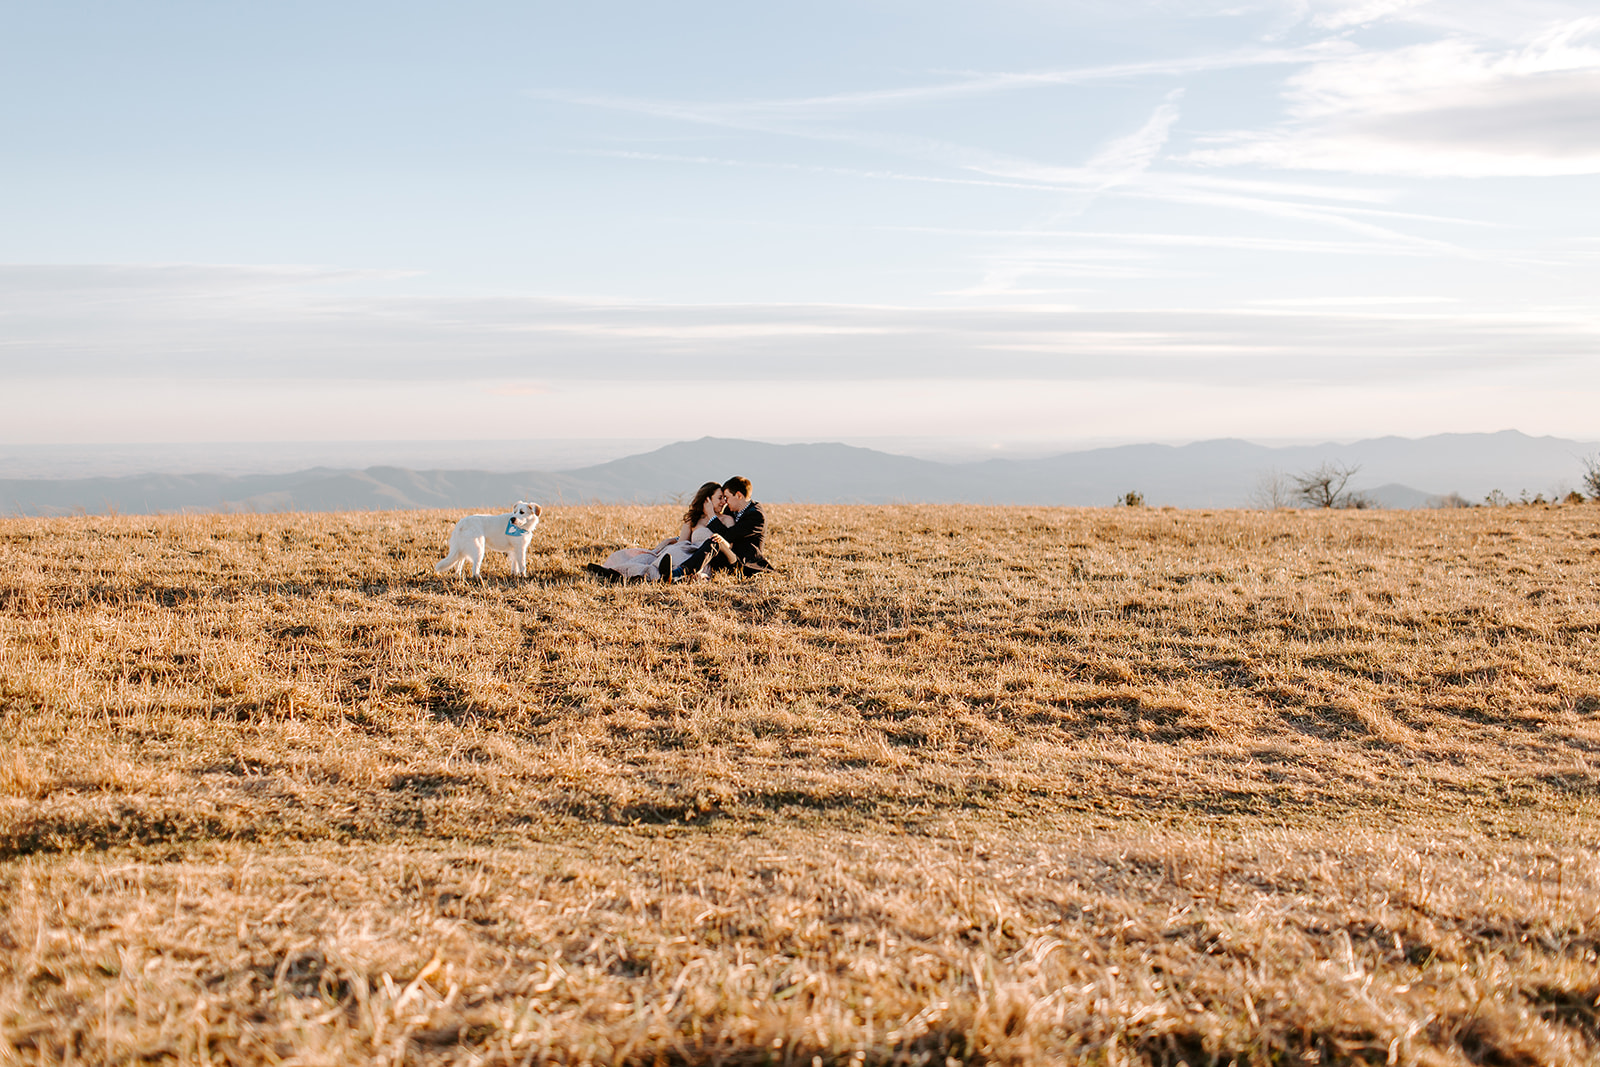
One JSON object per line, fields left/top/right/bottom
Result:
{"left": 682, "top": 481, "right": 721, "bottom": 528}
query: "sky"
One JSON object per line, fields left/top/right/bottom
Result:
{"left": 3, "top": 0, "right": 1598, "bottom": 455}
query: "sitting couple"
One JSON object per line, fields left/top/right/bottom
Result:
{"left": 588, "top": 476, "right": 770, "bottom": 583}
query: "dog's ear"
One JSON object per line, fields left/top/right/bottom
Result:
{"left": 533, "top": 504, "right": 542, "bottom": 516}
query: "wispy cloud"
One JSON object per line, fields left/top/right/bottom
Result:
{"left": 998, "top": 90, "right": 1186, "bottom": 225}
{"left": 1309, "top": 0, "right": 1431, "bottom": 31}
{"left": 554, "top": 65, "right": 1507, "bottom": 257}
{"left": 1082, "top": 90, "right": 1186, "bottom": 187}
{"left": 1187, "top": 16, "right": 1600, "bottom": 175}
{"left": 532, "top": 43, "right": 1347, "bottom": 125}
{"left": 570, "top": 148, "right": 1071, "bottom": 194}
{"left": 1102, "top": 181, "right": 1491, "bottom": 259}
{"left": 1246, "top": 295, "right": 1460, "bottom": 305}
{"left": 889, "top": 226, "right": 1442, "bottom": 258}
{"left": 4, "top": 264, "right": 1595, "bottom": 388}
{"left": 534, "top": 42, "right": 1367, "bottom": 207}
{"left": 578, "top": 134, "right": 1487, "bottom": 260}
{"left": 948, "top": 247, "right": 1177, "bottom": 297}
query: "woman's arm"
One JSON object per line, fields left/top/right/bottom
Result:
{"left": 707, "top": 533, "right": 738, "bottom": 563}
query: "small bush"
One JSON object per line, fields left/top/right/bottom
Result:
{"left": 1582, "top": 454, "right": 1600, "bottom": 501}
{"left": 1120, "top": 491, "right": 1145, "bottom": 507}
{"left": 1250, "top": 469, "right": 1293, "bottom": 510}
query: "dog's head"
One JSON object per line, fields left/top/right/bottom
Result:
{"left": 510, "top": 501, "right": 542, "bottom": 530}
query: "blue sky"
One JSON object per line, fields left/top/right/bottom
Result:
{"left": 3, "top": 1, "right": 1598, "bottom": 450}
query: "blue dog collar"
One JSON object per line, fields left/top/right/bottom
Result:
{"left": 505, "top": 517, "right": 529, "bottom": 537}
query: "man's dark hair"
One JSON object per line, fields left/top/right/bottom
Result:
{"left": 722, "top": 476, "right": 752, "bottom": 496}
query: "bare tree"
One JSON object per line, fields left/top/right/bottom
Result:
{"left": 1583, "top": 454, "right": 1600, "bottom": 501}
{"left": 1292, "top": 462, "right": 1363, "bottom": 509}
{"left": 1249, "top": 468, "right": 1294, "bottom": 509}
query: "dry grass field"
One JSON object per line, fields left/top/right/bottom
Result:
{"left": 3, "top": 502, "right": 1600, "bottom": 1066}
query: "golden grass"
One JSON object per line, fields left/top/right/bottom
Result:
{"left": 2, "top": 503, "right": 1600, "bottom": 1065}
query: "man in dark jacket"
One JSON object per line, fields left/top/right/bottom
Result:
{"left": 705, "top": 476, "right": 771, "bottom": 575}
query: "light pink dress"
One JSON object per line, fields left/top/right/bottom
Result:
{"left": 602, "top": 523, "right": 716, "bottom": 580}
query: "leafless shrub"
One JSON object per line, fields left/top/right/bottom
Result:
{"left": 1248, "top": 468, "right": 1294, "bottom": 509}
{"left": 1431, "top": 492, "right": 1475, "bottom": 509}
{"left": 1582, "top": 453, "right": 1600, "bottom": 500}
{"left": 1292, "top": 461, "right": 1363, "bottom": 508}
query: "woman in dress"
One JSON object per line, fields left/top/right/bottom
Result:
{"left": 593, "top": 481, "right": 738, "bottom": 582}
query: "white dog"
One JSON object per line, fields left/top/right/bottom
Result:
{"left": 435, "top": 501, "right": 542, "bottom": 578}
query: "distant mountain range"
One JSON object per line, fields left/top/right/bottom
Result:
{"left": 2, "top": 431, "right": 1595, "bottom": 516}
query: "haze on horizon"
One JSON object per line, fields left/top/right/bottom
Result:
{"left": 4, "top": 1, "right": 1598, "bottom": 455}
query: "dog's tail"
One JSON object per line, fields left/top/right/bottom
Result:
{"left": 434, "top": 550, "right": 463, "bottom": 574}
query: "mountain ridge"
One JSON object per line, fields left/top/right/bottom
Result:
{"left": 2, "top": 431, "right": 1594, "bottom": 516}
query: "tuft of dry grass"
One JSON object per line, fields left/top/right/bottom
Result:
{"left": 3, "top": 504, "right": 1600, "bottom": 1064}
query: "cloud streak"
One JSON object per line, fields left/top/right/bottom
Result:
{"left": 9, "top": 374, "right": 1599, "bottom": 449}
{"left": 3, "top": 265, "right": 1595, "bottom": 389}
{"left": 532, "top": 42, "right": 1348, "bottom": 124}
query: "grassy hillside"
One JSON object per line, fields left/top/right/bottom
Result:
{"left": 3, "top": 504, "right": 1600, "bottom": 1065}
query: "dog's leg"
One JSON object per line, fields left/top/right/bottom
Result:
{"left": 469, "top": 537, "right": 486, "bottom": 578}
